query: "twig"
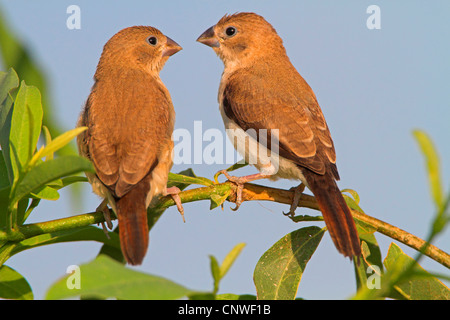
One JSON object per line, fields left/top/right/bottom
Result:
{"left": 0, "top": 181, "right": 448, "bottom": 269}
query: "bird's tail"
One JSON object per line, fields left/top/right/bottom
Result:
{"left": 116, "top": 183, "right": 149, "bottom": 265}
{"left": 304, "top": 170, "right": 361, "bottom": 259}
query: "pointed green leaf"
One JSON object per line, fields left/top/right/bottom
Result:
{"left": 209, "top": 255, "right": 221, "bottom": 294}
{"left": 384, "top": 243, "right": 450, "bottom": 300}
{"left": 0, "top": 242, "right": 17, "bottom": 267}
{"left": 0, "top": 150, "right": 10, "bottom": 190}
{"left": 30, "top": 186, "right": 60, "bottom": 201}
{"left": 0, "top": 265, "right": 33, "bottom": 300}
{"left": 220, "top": 243, "right": 246, "bottom": 279}
{"left": 413, "top": 130, "right": 444, "bottom": 210}
{"left": 9, "top": 81, "right": 43, "bottom": 178}
{"left": 46, "top": 255, "right": 197, "bottom": 300}
{"left": 342, "top": 188, "right": 361, "bottom": 205}
{"left": 29, "top": 127, "right": 87, "bottom": 167}
{"left": 10, "top": 226, "right": 120, "bottom": 258}
{"left": 0, "top": 186, "right": 10, "bottom": 229}
{"left": 0, "top": 69, "right": 19, "bottom": 184}
{"left": 254, "top": 226, "right": 325, "bottom": 300}
{"left": 343, "top": 193, "right": 365, "bottom": 214}
{"left": 210, "top": 189, "right": 232, "bottom": 210}
{"left": 0, "top": 69, "right": 19, "bottom": 105}
{"left": 41, "top": 125, "right": 53, "bottom": 160}
{"left": 168, "top": 170, "right": 213, "bottom": 187}
{"left": 12, "top": 155, "right": 94, "bottom": 204}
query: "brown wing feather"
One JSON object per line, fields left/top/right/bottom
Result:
{"left": 85, "top": 71, "right": 173, "bottom": 198}
{"left": 222, "top": 68, "right": 337, "bottom": 177}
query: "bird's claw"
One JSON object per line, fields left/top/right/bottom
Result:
{"left": 283, "top": 183, "right": 306, "bottom": 217}
{"left": 166, "top": 186, "right": 185, "bottom": 222}
{"left": 96, "top": 199, "right": 113, "bottom": 238}
{"left": 220, "top": 170, "right": 245, "bottom": 211}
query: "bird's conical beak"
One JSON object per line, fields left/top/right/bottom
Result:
{"left": 162, "top": 36, "right": 182, "bottom": 57}
{"left": 196, "top": 26, "right": 219, "bottom": 48}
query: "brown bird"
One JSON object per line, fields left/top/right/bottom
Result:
{"left": 197, "top": 13, "right": 361, "bottom": 259}
{"left": 77, "top": 26, "right": 183, "bottom": 265}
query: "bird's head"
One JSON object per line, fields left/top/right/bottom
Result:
{"left": 96, "top": 26, "right": 182, "bottom": 77}
{"left": 197, "top": 12, "right": 286, "bottom": 69}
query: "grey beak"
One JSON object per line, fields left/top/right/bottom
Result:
{"left": 196, "top": 26, "right": 219, "bottom": 48}
{"left": 162, "top": 36, "right": 182, "bottom": 57}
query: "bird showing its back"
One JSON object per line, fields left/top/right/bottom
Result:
{"left": 77, "top": 26, "right": 182, "bottom": 265}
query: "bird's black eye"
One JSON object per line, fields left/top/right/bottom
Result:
{"left": 147, "top": 36, "right": 158, "bottom": 46}
{"left": 225, "top": 26, "right": 236, "bottom": 37}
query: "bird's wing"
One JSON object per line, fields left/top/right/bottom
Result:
{"left": 87, "top": 75, "right": 173, "bottom": 197}
{"left": 221, "top": 70, "right": 338, "bottom": 178}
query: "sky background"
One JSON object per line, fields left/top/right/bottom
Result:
{"left": 1, "top": 0, "right": 449, "bottom": 300}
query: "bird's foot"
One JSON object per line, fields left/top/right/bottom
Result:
{"left": 219, "top": 170, "right": 271, "bottom": 211}
{"left": 283, "top": 183, "right": 306, "bottom": 217}
{"left": 96, "top": 199, "right": 113, "bottom": 238}
{"left": 165, "top": 186, "right": 185, "bottom": 222}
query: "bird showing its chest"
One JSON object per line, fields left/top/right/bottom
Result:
{"left": 218, "top": 71, "right": 309, "bottom": 186}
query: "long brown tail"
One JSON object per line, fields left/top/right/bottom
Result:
{"left": 115, "top": 182, "right": 149, "bottom": 265}
{"left": 303, "top": 170, "right": 361, "bottom": 259}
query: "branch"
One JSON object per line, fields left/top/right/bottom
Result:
{"left": 1, "top": 181, "right": 448, "bottom": 269}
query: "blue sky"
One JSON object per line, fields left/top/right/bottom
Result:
{"left": 1, "top": 1, "right": 449, "bottom": 299}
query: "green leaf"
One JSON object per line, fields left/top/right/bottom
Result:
{"left": 30, "top": 186, "right": 60, "bottom": 201}
{"left": 220, "top": 242, "right": 246, "bottom": 279}
{"left": 383, "top": 243, "right": 450, "bottom": 300}
{"left": 254, "top": 226, "right": 325, "bottom": 300}
{"left": 168, "top": 169, "right": 213, "bottom": 187}
{"left": 16, "top": 197, "right": 30, "bottom": 226}
{"left": 19, "top": 198, "right": 40, "bottom": 224}
{"left": 354, "top": 241, "right": 370, "bottom": 288}
{"left": 41, "top": 125, "right": 53, "bottom": 160}
{"left": 46, "top": 254, "right": 198, "bottom": 300}
{"left": 209, "top": 255, "right": 221, "bottom": 294}
{"left": 209, "top": 189, "right": 232, "bottom": 210}
{"left": 0, "top": 242, "right": 17, "bottom": 267}
{"left": 0, "top": 226, "right": 121, "bottom": 264}
{"left": 354, "top": 219, "right": 382, "bottom": 265}
{"left": 209, "top": 243, "right": 246, "bottom": 295}
{"left": 48, "top": 176, "right": 88, "bottom": 191}
{"left": 29, "top": 126, "right": 87, "bottom": 167}
{"left": 10, "top": 226, "right": 120, "bottom": 258}
{"left": 9, "top": 81, "right": 43, "bottom": 178}
{"left": 12, "top": 155, "right": 94, "bottom": 204}
{"left": 342, "top": 188, "right": 361, "bottom": 205}
{"left": 413, "top": 130, "right": 444, "bottom": 211}
{"left": 353, "top": 222, "right": 383, "bottom": 290}
{"left": 0, "top": 68, "right": 19, "bottom": 184}
{"left": 0, "top": 68, "right": 19, "bottom": 105}
{"left": 0, "top": 186, "right": 10, "bottom": 229}
{"left": 0, "top": 265, "right": 33, "bottom": 300}
{"left": 342, "top": 193, "right": 365, "bottom": 214}
{"left": 0, "top": 150, "right": 10, "bottom": 190}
